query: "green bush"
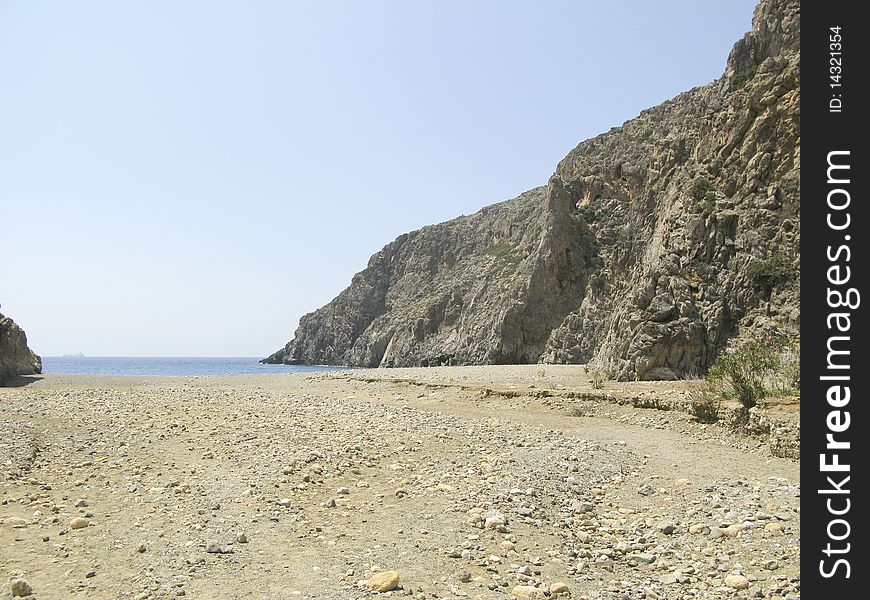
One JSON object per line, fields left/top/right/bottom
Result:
{"left": 730, "top": 65, "right": 758, "bottom": 90}
{"left": 485, "top": 243, "right": 521, "bottom": 264}
{"left": 578, "top": 203, "right": 600, "bottom": 224}
{"left": 746, "top": 253, "right": 795, "bottom": 295}
{"left": 690, "top": 177, "right": 713, "bottom": 201}
{"left": 690, "top": 390, "right": 721, "bottom": 423}
{"left": 706, "top": 338, "right": 787, "bottom": 410}
{"left": 698, "top": 196, "right": 716, "bottom": 215}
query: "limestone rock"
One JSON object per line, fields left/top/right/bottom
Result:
{"left": 367, "top": 570, "right": 400, "bottom": 593}
{"left": 10, "top": 579, "right": 33, "bottom": 597}
{"left": 3, "top": 517, "right": 29, "bottom": 528}
{"left": 0, "top": 312, "right": 41, "bottom": 385}
{"left": 724, "top": 574, "right": 750, "bottom": 589}
{"left": 262, "top": 0, "right": 800, "bottom": 381}
{"left": 549, "top": 581, "right": 571, "bottom": 595}
{"left": 511, "top": 585, "right": 547, "bottom": 599}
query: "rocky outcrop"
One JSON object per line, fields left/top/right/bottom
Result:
{"left": 264, "top": 0, "right": 799, "bottom": 380}
{"left": 265, "top": 186, "right": 595, "bottom": 367}
{"left": 0, "top": 312, "right": 42, "bottom": 384}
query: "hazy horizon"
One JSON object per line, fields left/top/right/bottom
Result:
{"left": 1, "top": 0, "right": 758, "bottom": 357}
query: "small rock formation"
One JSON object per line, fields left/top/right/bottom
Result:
{"left": 10, "top": 579, "right": 33, "bottom": 598}
{"left": 511, "top": 585, "right": 547, "bottom": 600}
{"left": 366, "top": 571, "right": 400, "bottom": 593}
{"left": 0, "top": 310, "right": 42, "bottom": 385}
{"left": 724, "top": 574, "right": 751, "bottom": 590}
{"left": 264, "top": 0, "right": 799, "bottom": 380}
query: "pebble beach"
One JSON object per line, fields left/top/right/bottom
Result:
{"left": 2, "top": 366, "right": 799, "bottom": 599}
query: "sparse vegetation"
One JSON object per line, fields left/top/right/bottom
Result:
{"left": 730, "top": 64, "right": 758, "bottom": 90}
{"left": 568, "top": 402, "right": 593, "bottom": 417}
{"left": 705, "top": 336, "right": 798, "bottom": 411}
{"left": 578, "top": 207, "right": 596, "bottom": 223}
{"left": 690, "top": 177, "right": 713, "bottom": 201}
{"left": 699, "top": 191, "right": 717, "bottom": 214}
{"left": 769, "top": 340, "right": 801, "bottom": 394}
{"left": 746, "top": 252, "right": 795, "bottom": 296}
{"left": 589, "top": 370, "right": 604, "bottom": 389}
{"left": 689, "top": 389, "right": 721, "bottom": 423}
{"left": 484, "top": 243, "right": 522, "bottom": 265}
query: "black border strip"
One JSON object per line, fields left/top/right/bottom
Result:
{"left": 802, "top": 0, "right": 867, "bottom": 594}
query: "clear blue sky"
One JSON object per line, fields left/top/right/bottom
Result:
{"left": 0, "top": 0, "right": 757, "bottom": 357}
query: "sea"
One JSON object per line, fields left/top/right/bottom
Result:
{"left": 40, "top": 356, "right": 346, "bottom": 377}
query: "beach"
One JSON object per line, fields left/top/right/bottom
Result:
{"left": 2, "top": 366, "right": 799, "bottom": 599}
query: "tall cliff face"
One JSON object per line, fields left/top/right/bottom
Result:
{"left": 264, "top": 0, "right": 799, "bottom": 380}
{"left": 0, "top": 312, "right": 42, "bottom": 384}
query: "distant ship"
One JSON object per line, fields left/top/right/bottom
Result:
{"left": 61, "top": 352, "right": 86, "bottom": 358}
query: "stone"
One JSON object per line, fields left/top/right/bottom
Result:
{"left": 3, "top": 517, "right": 29, "bottom": 528}
{"left": 689, "top": 523, "right": 710, "bottom": 535}
{"left": 549, "top": 582, "right": 571, "bottom": 595}
{"left": 205, "top": 540, "right": 233, "bottom": 554}
{"left": 763, "top": 559, "right": 779, "bottom": 570}
{"left": 69, "top": 517, "right": 90, "bottom": 530}
{"left": 236, "top": 533, "right": 248, "bottom": 544}
{"left": 659, "top": 521, "right": 677, "bottom": 535}
{"left": 10, "top": 579, "right": 33, "bottom": 597}
{"left": 367, "top": 571, "right": 400, "bottom": 593}
{"left": 511, "top": 585, "right": 547, "bottom": 599}
{"left": 484, "top": 510, "right": 507, "bottom": 530}
{"left": 629, "top": 553, "right": 657, "bottom": 564}
{"left": 724, "top": 574, "right": 750, "bottom": 590}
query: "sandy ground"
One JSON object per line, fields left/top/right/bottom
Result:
{"left": 1, "top": 366, "right": 799, "bottom": 600}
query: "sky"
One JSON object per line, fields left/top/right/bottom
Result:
{"left": 0, "top": 0, "right": 758, "bottom": 357}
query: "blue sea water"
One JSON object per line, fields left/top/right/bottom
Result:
{"left": 41, "top": 356, "right": 345, "bottom": 377}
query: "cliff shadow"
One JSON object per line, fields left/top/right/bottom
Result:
{"left": 1, "top": 374, "right": 44, "bottom": 387}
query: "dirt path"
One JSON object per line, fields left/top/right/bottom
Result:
{"left": 2, "top": 367, "right": 799, "bottom": 599}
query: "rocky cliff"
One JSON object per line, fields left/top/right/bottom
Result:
{"left": 264, "top": 0, "right": 799, "bottom": 380}
{"left": 0, "top": 312, "right": 42, "bottom": 384}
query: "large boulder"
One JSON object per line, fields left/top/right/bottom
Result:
{"left": 0, "top": 311, "right": 42, "bottom": 384}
